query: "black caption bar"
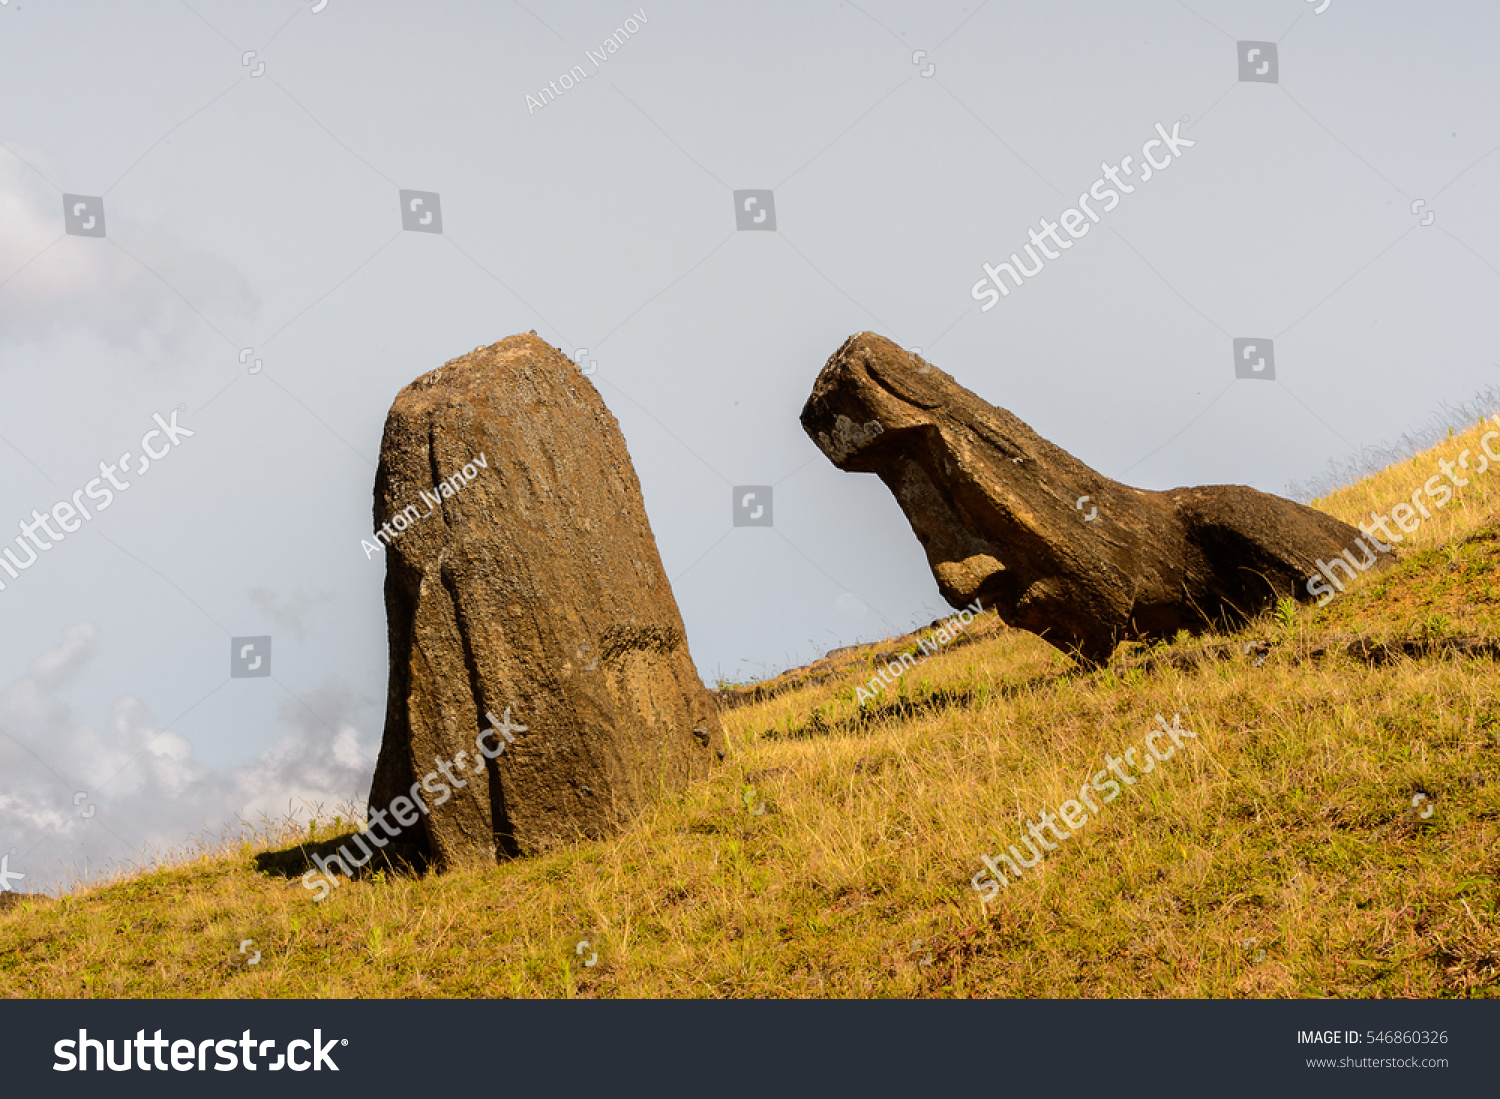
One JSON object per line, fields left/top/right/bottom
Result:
{"left": 0, "top": 1000, "right": 1491, "bottom": 1096}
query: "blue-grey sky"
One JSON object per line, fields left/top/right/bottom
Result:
{"left": 3, "top": 0, "right": 1498, "bottom": 890}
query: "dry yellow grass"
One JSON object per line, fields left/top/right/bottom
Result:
{"left": 3, "top": 415, "right": 1499, "bottom": 998}
{"left": 1315, "top": 412, "right": 1500, "bottom": 552}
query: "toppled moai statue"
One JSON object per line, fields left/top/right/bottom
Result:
{"left": 800, "top": 332, "right": 1389, "bottom": 664}
{"left": 367, "top": 333, "right": 724, "bottom": 869}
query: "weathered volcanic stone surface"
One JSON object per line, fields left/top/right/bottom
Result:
{"left": 369, "top": 332, "right": 724, "bottom": 868}
{"left": 800, "top": 332, "right": 1390, "bottom": 663}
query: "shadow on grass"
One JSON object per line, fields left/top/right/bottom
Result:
{"left": 760, "top": 673, "right": 1067, "bottom": 741}
{"left": 252, "top": 836, "right": 431, "bottom": 883}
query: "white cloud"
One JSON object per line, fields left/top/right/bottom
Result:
{"left": 248, "top": 587, "right": 336, "bottom": 643}
{"left": 0, "top": 144, "right": 258, "bottom": 351}
{"left": 0, "top": 623, "right": 375, "bottom": 892}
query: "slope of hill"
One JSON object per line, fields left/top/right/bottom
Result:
{"left": 4, "top": 418, "right": 1500, "bottom": 999}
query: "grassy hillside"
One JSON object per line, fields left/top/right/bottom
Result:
{"left": 4, "top": 418, "right": 1500, "bottom": 998}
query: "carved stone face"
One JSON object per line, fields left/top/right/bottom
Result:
{"left": 802, "top": 332, "right": 1382, "bottom": 664}
{"left": 801, "top": 333, "right": 1131, "bottom": 657}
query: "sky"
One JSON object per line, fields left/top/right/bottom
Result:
{"left": 2, "top": 0, "right": 1498, "bottom": 891}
